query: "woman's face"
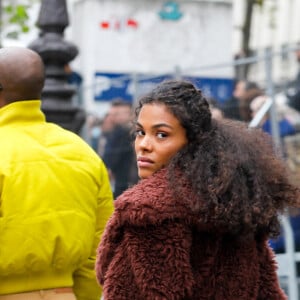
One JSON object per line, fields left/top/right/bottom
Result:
{"left": 134, "top": 103, "right": 188, "bottom": 179}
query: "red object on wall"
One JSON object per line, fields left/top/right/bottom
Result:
{"left": 100, "top": 18, "right": 138, "bottom": 30}
{"left": 127, "top": 18, "right": 138, "bottom": 28}
{"left": 100, "top": 21, "right": 110, "bottom": 29}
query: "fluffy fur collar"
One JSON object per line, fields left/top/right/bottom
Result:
{"left": 113, "top": 168, "right": 199, "bottom": 227}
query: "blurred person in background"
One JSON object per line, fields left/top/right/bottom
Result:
{"left": 0, "top": 47, "right": 114, "bottom": 300}
{"left": 287, "top": 42, "right": 300, "bottom": 112}
{"left": 250, "top": 95, "right": 296, "bottom": 138}
{"left": 102, "top": 98, "right": 138, "bottom": 198}
{"left": 86, "top": 114, "right": 102, "bottom": 152}
{"left": 64, "top": 64, "right": 83, "bottom": 89}
{"left": 294, "top": 43, "right": 300, "bottom": 88}
{"left": 222, "top": 79, "right": 262, "bottom": 122}
{"left": 207, "top": 97, "right": 224, "bottom": 120}
{"left": 64, "top": 64, "right": 83, "bottom": 108}
{"left": 221, "top": 79, "right": 244, "bottom": 121}
{"left": 97, "top": 113, "right": 115, "bottom": 157}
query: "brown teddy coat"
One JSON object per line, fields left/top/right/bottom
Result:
{"left": 96, "top": 169, "right": 286, "bottom": 300}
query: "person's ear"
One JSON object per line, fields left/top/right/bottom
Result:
{"left": 0, "top": 95, "right": 6, "bottom": 109}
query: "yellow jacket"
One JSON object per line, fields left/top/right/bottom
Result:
{"left": 0, "top": 100, "right": 114, "bottom": 299}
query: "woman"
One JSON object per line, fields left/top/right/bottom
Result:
{"left": 96, "top": 80, "right": 299, "bottom": 299}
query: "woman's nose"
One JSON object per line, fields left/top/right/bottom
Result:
{"left": 137, "top": 135, "right": 152, "bottom": 151}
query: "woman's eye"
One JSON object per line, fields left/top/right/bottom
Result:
{"left": 135, "top": 129, "right": 144, "bottom": 137}
{"left": 157, "top": 132, "right": 168, "bottom": 139}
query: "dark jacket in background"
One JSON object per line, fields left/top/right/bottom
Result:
{"left": 222, "top": 96, "right": 242, "bottom": 121}
{"left": 103, "top": 124, "right": 138, "bottom": 198}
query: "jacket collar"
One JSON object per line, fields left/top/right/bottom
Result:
{"left": 0, "top": 100, "right": 45, "bottom": 126}
{"left": 113, "top": 168, "right": 198, "bottom": 227}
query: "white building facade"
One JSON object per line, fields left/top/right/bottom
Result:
{"left": 3, "top": 0, "right": 300, "bottom": 115}
{"left": 66, "top": 0, "right": 234, "bottom": 115}
{"left": 232, "top": 0, "right": 300, "bottom": 86}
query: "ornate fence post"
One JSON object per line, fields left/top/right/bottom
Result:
{"left": 28, "top": 0, "right": 85, "bottom": 133}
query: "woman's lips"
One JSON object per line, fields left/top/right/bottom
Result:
{"left": 137, "top": 156, "right": 154, "bottom": 168}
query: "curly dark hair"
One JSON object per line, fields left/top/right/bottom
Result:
{"left": 136, "top": 80, "right": 300, "bottom": 237}
{"left": 135, "top": 80, "right": 212, "bottom": 142}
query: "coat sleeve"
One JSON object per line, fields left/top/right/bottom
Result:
{"left": 257, "top": 241, "right": 288, "bottom": 300}
{"left": 97, "top": 218, "right": 196, "bottom": 299}
{"left": 73, "top": 162, "right": 114, "bottom": 300}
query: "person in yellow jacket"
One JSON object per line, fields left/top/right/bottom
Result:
{"left": 0, "top": 47, "right": 114, "bottom": 300}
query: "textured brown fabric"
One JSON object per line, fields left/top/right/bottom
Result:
{"left": 96, "top": 169, "right": 287, "bottom": 300}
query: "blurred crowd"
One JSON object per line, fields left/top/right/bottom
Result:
{"left": 86, "top": 99, "right": 138, "bottom": 199}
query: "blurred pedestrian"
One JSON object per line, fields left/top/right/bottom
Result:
{"left": 86, "top": 114, "right": 102, "bottom": 152}
{"left": 102, "top": 98, "right": 138, "bottom": 198}
{"left": 294, "top": 43, "right": 300, "bottom": 88}
{"left": 222, "top": 79, "right": 262, "bottom": 122}
{"left": 221, "top": 79, "right": 244, "bottom": 121}
{"left": 64, "top": 63, "right": 83, "bottom": 107}
{"left": 64, "top": 63, "right": 83, "bottom": 88}
{"left": 97, "top": 113, "right": 115, "bottom": 157}
{"left": 207, "top": 97, "right": 224, "bottom": 120}
{"left": 287, "top": 42, "right": 300, "bottom": 112}
{"left": 250, "top": 95, "right": 296, "bottom": 138}
{"left": 0, "top": 47, "right": 114, "bottom": 300}
{"left": 96, "top": 80, "right": 299, "bottom": 299}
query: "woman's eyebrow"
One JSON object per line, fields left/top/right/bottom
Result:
{"left": 152, "top": 123, "right": 173, "bottom": 129}
{"left": 136, "top": 121, "right": 173, "bottom": 129}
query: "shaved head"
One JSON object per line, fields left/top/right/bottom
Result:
{"left": 0, "top": 47, "right": 45, "bottom": 106}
